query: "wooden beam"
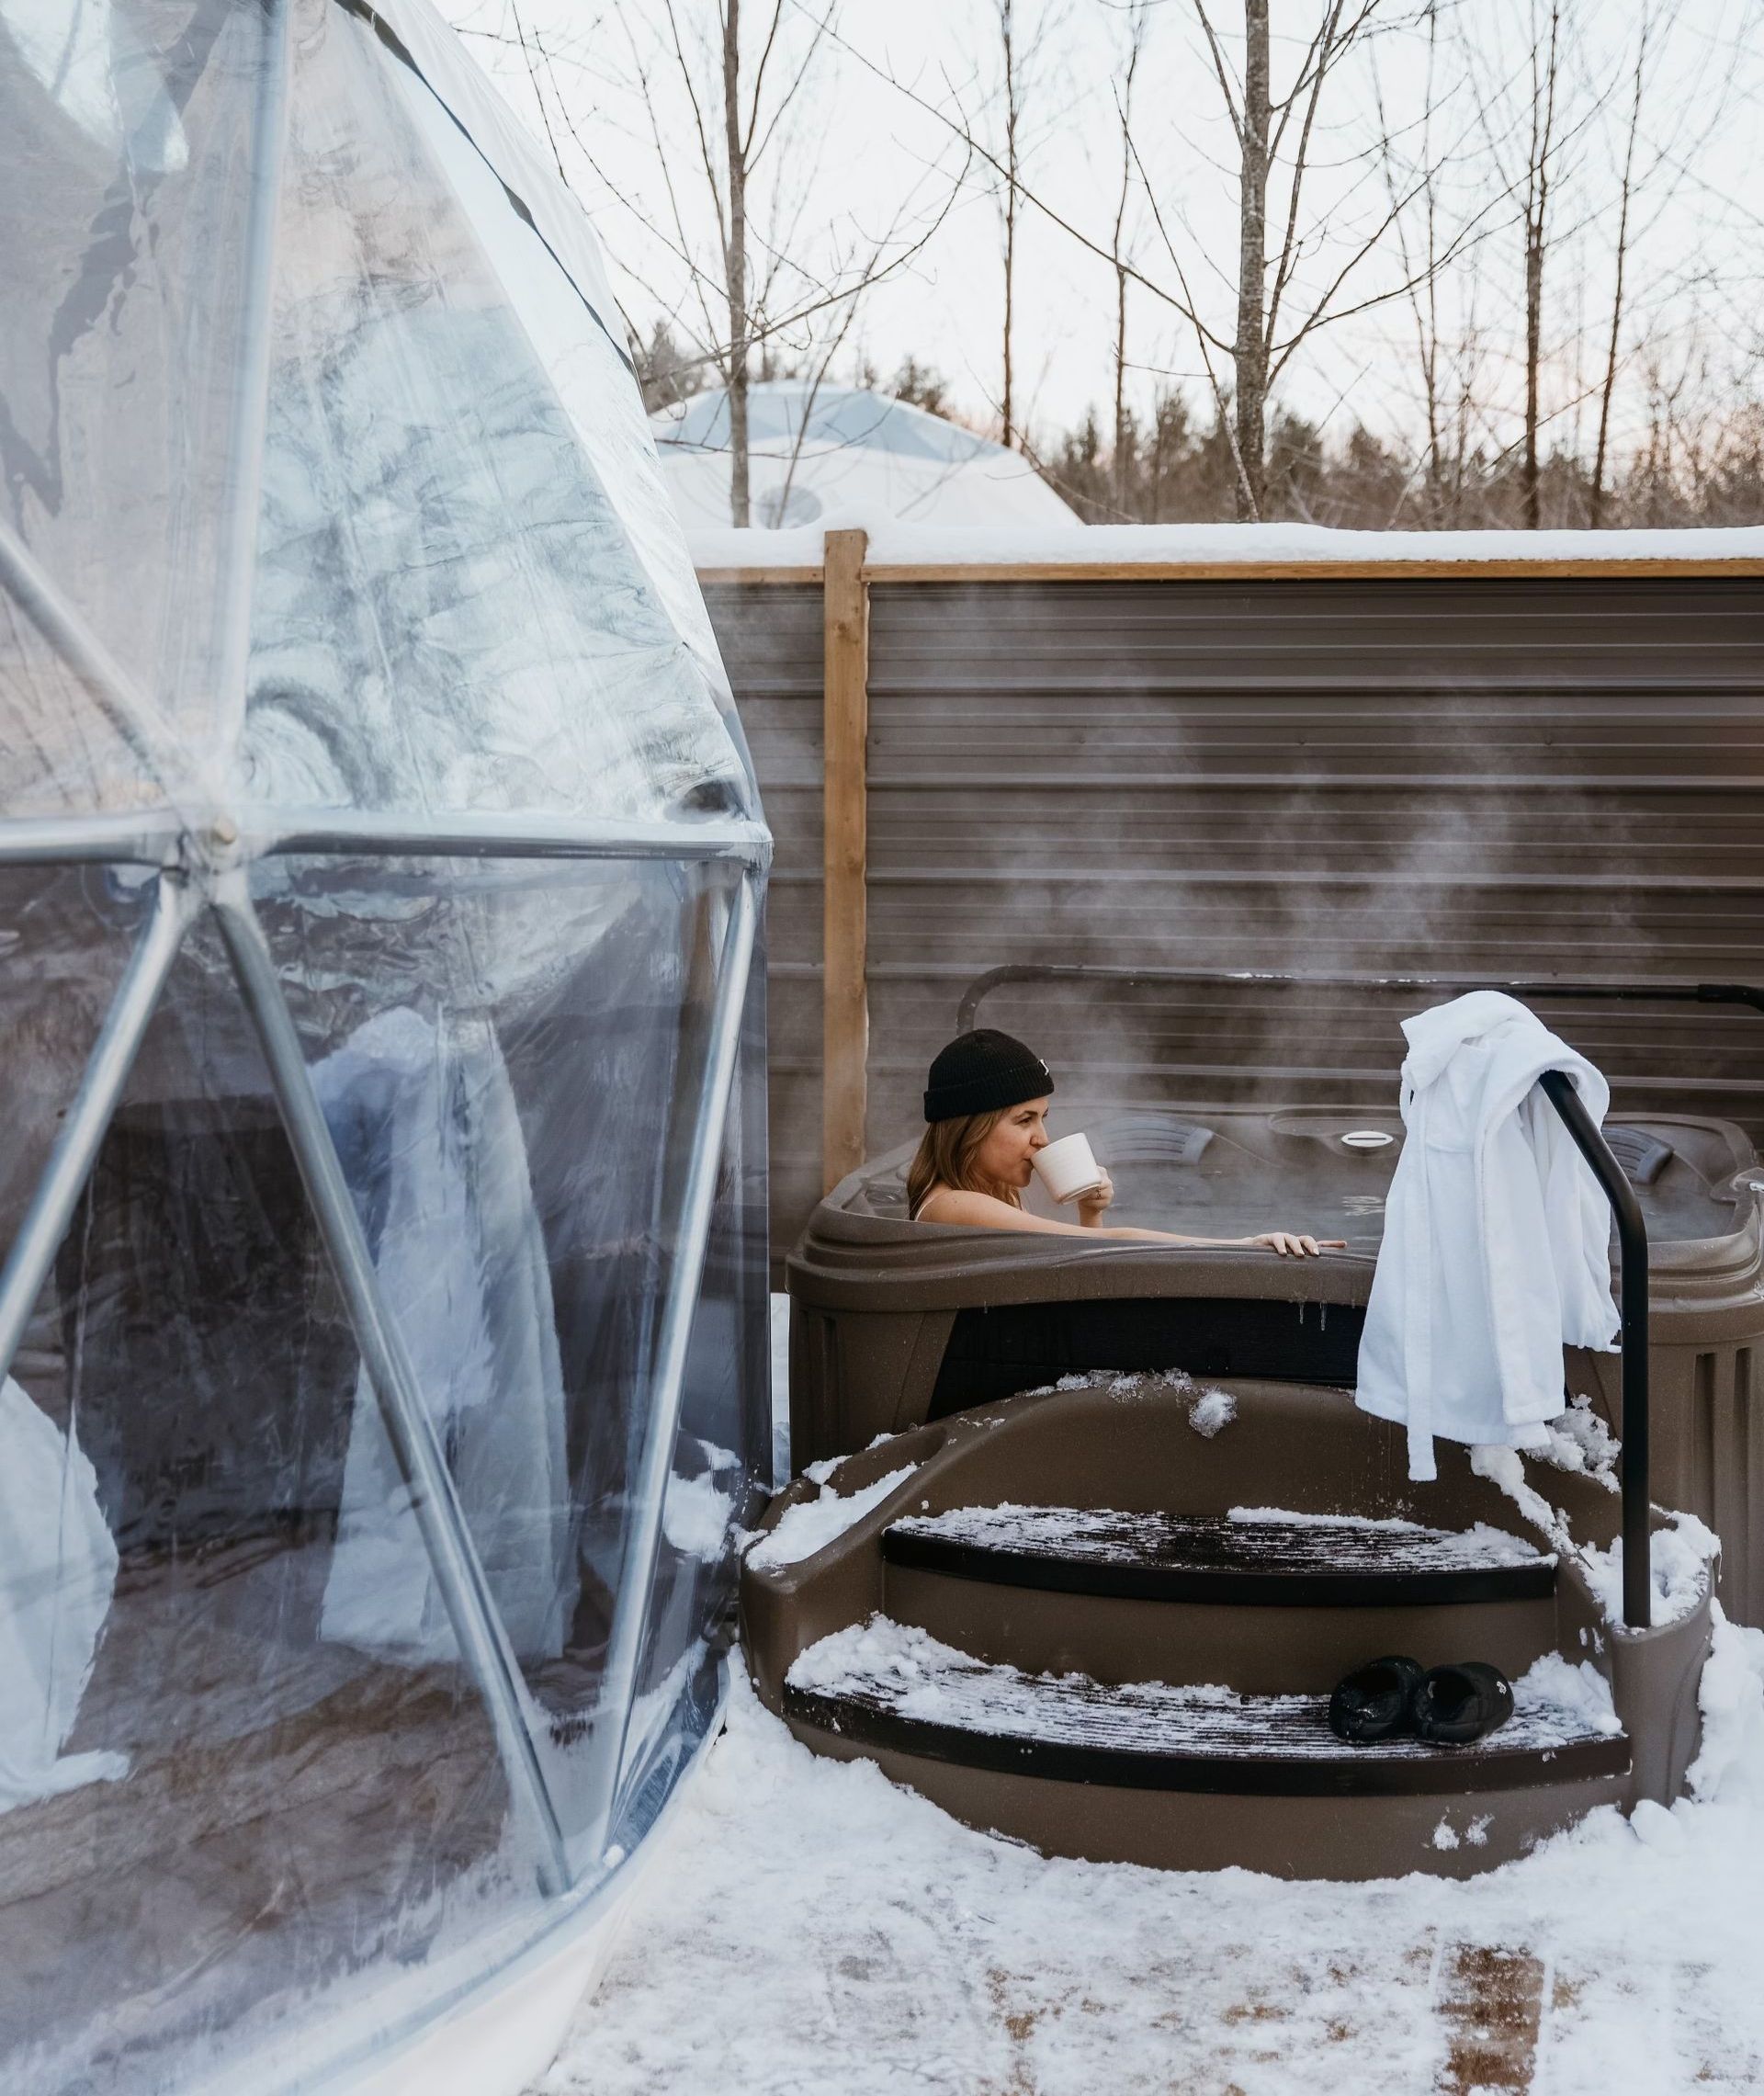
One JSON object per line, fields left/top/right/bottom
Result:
{"left": 821, "top": 528, "right": 870, "bottom": 1193}
{"left": 695, "top": 566, "right": 825, "bottom": 585}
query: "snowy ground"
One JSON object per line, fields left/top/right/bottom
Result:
{"left": 536, "top": 1613, "right": 1764, "bottom": 2096}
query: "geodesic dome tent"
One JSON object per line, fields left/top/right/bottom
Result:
{"left": 0, "top": 1, "right": 770, "bottom": 2090}
{"left": 652, "top": 380, "right": 1082, "bottom": 527}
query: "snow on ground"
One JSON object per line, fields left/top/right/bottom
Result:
{"left": 536, "top": 1614, "right": 1764, "bottom": 2096}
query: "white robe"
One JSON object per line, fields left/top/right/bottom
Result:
{"left": 0, "top": 1376, "right": 127, "bottom": 1809}
{"left": 1356, "top": 991, "right": 1621, "bottom": 1481}
{"left": 312, "top": 1007, "right": 571, "bottom": 1666}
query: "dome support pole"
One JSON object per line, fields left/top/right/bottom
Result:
{"left": 213, "top": 878, "right": 574, "bottom": 1898}
{"left": 210, "top": 0, "right": 292, "bottom": 759}
{"left": 593, "top": 869, "right": 759, "bottom": 1862}
{"left": 254, "top": 810, "right": 772, "bottom": 865}
{"left": 0, "top": 814, "right": 184, "bottom": 865}
{"left": 0, "top": 871, "right": 196, "bottom": 1388}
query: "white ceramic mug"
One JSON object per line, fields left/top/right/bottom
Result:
{"left": 1034, "top": 1131, "right": 1105, "bottom": 1205}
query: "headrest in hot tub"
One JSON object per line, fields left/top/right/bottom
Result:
{"left": 1092, "top": 1114, "right": 1215, "bottom": 1167}
{"left": 1603, "top": 1125, "right": 1674, "bottom": 1187}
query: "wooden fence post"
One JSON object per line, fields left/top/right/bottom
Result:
{"left": 822, "top": 528, "right": 870, "bottom": 1192}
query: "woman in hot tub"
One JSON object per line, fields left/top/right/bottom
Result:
{"left": 909, "top": 1029, "right": 1337, "bottom": 1256}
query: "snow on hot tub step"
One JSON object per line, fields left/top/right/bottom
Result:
{"left": 783, "top": 1617, "right": 1630, "bottom": 1800}
{"left": 881, "top": 1503, "right": 1557, "bottom": 1609}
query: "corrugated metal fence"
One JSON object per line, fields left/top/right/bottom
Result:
{"left": 701, "top": 549, "right": 1764, "bottom": 1264}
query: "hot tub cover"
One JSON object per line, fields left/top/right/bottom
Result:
{"left": 0, "top": 1, "right": 769, "bottom": 2089}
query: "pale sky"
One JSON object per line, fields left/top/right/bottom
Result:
{"left": 438, "top": 0, "right": 1764, "bottom": 470}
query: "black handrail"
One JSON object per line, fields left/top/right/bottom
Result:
{"left": 956, "top": 962, "right": 1764, "bottom": 1037}
{"left": 1536, "top": 1070, "right": 1652, "bottom": 1631}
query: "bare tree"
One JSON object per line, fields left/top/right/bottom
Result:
{"left": 998, "top": 0, "right": 1021, "bottom": 447}
{"left": 1182, "top": 1, "right": 1459, "bottom": 518}
{"left": 840, "top": 0, "right": 1458, "bottom": 519}
{"left": 1588, "top": 18, "right": 1645, "bottom": 525}
{"left": 1373, "top": 0, "right": 1467, "bottom": 521}
{"left": 987, "top": 1, "right": 1060, "bottom": 448}
{"left": 495, "top": 2, "right": 964, "bottom": 526}
{"left": 1518, "top": 1, "right": 1566, "bottom": 528}
{"left": 1110, "top": 2, "right": 1150, "bottom": 511}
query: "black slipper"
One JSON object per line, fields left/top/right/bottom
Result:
{"left": 1412, "top": 1661, "right": 1515, "bottom": 1746}
{"left": 1328, "top": 1655, "right": 1426, "bottom": 1743}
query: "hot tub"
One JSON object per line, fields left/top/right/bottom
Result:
{"left": 786, "top": 1102, "right": 1764, "bottom": 1621}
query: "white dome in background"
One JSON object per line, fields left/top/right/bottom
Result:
{"left": 650, "top": 380, "right": 1081, "bottom": 528}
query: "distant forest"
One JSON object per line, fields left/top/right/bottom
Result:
{"left": 575, "top": 0, "right": 1764, "bottom": 533}
{"left": 636, "top": 326, "right": 1764, "bottom": 531}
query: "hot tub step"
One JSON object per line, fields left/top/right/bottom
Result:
{"left": 881, "top": 1504, "right": 1557, "bottom": 1610}
{"left": 783, "top": 1617, "right": 1630, "bottom": 1802}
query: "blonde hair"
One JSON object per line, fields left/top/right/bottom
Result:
{"left": 907, "top": 1107, "right": 1022, "bottom": 1218}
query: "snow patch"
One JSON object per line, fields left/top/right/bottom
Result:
{"left": 745, "top": 1466, "right": 917, "bottom": 1571}
{"left": 1577, "top": 1513, "right": 1718, "bottom": 1629}
{"left": 1513, "top": 1652, "right": 1623, "bottom": 1738}
{"left": 1629, "top": 1798, "right": 1686, "bottom": 1852}
{"left": 1532, "top": 1396, "right": 1622, "bottom": 1491}
{"left": 1187, "top": 1388, "right": 1237, "bottom": 1438}
{"left": 1227, "top": 1507, "right": 1541, "bottom": 1565}
{"left": 803, "top": 1430, "right": 904, "bottom": 1487}
{"left": 1470, "top": 1442, "right": 1571, "bottom": 1546}
{"left": 1687, "top": 1606, "right": 1764, "bottom": 1805}
{"left": 1229, "top": 1505, "right": 1428, "bottom": 1533}
{"left": 685, "top": 518, "right": 1764, "bottom": 572}
{"left": 661, "top": 1472, "right": 734, "bottom": 1562}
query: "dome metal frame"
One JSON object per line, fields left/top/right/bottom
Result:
{"left": 0, "top": 0, "right": 768, "bottom": 1906}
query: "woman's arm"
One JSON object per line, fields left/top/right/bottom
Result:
{"left": 916, "top": 1187, "right": 1339, "bottom": 1253}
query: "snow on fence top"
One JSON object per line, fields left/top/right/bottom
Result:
{"left": 687, "top": 516, "right": 1764, "bottom": 574}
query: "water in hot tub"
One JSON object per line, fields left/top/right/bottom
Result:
{"left": 1061, "top": 1108, "right": 1755, "bottom": 1250}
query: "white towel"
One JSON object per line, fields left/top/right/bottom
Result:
{"left": 1356, "top": 991, "right": 1620, "bottom": 1481}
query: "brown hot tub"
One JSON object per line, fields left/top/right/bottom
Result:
{"left": 786, "top": 1100, "right": 1764, "bottom": 1621}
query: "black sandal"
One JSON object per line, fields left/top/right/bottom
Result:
{"left": 1328, "top": 1655, "right": 1426, "bottom": 1743}
{"left": 1411, "top": 1661, "right": 1515, "bottom": 1746}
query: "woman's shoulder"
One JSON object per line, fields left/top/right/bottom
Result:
{"left": 914, "top": 1184, "right": 1023, "bottom": 1228}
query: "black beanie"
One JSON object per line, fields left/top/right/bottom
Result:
{"left": 923, "top": 1029, "right": 1054, "bottom": 1123}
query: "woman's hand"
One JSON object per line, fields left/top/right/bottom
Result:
{"left": 1076, "top": 1168, "right": 1114, "bottom": 1228}
{"left": 1241, "top": 1230, "right": 1346, "bottom": 1257}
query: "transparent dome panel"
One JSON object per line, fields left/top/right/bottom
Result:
{"left": 0, "top": 864, "right": 145, "bottom": 1233}
{"left": 242, "top": 0, "right": 750, "bottom": 825}
{"left": 0, "top": 0, "right": 273, "bottom": 765}
{"left": 617, "top": 962, "right": 768, "bottom": 1846}
{"left": 375, "top": 20, "right": 731, "bottom": 713}
{"left": 0, "top": 923, "right": 549, "bottom": 2096}
{"left": 254, "top": 851, "right": 755, "bottom": 1866}
{"left": 0, "top": 592, "right": 173, "bottom": 821}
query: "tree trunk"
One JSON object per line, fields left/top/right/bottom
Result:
{"left": 1114, "top": 261, "right": 1129, "bottom": 513}
{"left": 724, "top": 0, "right": 751, "bottom": 527}
{"left": 1522, "top": 207, "right": 1544, "bottom": 529}
{"left": 1111, "top": 12, "right": 1142, "bottom": 518}
{"left": 1521, "top": 4, "right": 1561, "bottom": 533}
{"left": 1591, "top": 20, "right": 1645, "bottom": 530}
{"left": 1001, "top": 0, "right": 1018, "bottom": 449}
{"left": 1234, "top": 0, "right": 1271, "bottom": 520}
